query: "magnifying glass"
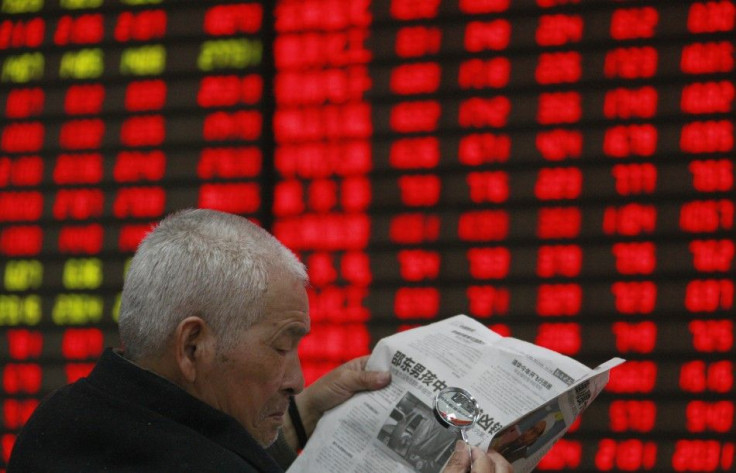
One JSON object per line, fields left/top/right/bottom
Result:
{"left": 434, "top": 386, "right": 480, "bottom": 448}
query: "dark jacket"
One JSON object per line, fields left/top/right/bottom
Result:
{"left": 8, "top": 348, "right": 295, "bottom": 473}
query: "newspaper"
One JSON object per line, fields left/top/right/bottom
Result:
{"left": 288, "top": 315, "right": 624, "bottom": 473}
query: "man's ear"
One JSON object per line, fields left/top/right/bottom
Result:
{"left": 174, "top": 316, "right": 214, "bottom": 384}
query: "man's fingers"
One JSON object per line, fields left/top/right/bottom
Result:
{"left": 359, "top": 369, "right": 391, "bottom": 390}
{"left": 302, "top": 357, "right": 391, "bottom": 415}
{"left": 350, "top": 356, "right": 390, "bottom": 390}
{"left": 470, "top": 446, "right": 491, "bottom": 472}
{"left": 483, "top": 448, "right": 514, "bottom": 473}
{"left": 350, "top": 355, "right": 370, "bottom": 370}
{"left": 442, "top": 441, "right": 471, "bottom": 473}
{"left": 335, "top": 358, "right": 390, "bottom": 393}
{"left": 443, "top": 444, "right": 514, "bottom": 473}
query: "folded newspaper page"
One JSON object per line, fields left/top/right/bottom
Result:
{"left": 288, "top": 315, "right": 624, "bottom": 473}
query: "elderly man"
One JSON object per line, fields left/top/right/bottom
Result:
{"left": 9, "top": 209, "right": 510, "bottom": 473}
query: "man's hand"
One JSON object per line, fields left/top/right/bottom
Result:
{"left": 282, "top": 356, "right": 390, "bottom": 450}
{"left": 443, "top": 441, "right": 513, "bottom": 473}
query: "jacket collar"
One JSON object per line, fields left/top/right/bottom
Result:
{"left": 86, "top": 348, "right": 284, "bottom": 473}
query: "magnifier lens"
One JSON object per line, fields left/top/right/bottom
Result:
{"left": 434, "top": 387, "right": 479, "bottom": 430}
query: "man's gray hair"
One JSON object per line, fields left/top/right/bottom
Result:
{"left": 118, "top": 209, "right": 307, "bottom": 361}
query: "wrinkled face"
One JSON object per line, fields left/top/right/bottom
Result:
{"left": 203, "top": 274, "right": 309, "bottom": 446}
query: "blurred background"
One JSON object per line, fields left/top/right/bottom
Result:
{"left": 0, "top": 0, "right": 734, "bottom": 471}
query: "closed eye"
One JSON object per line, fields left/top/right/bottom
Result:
{"left": 272, "top": 345, "right": 289, "bottom": 355}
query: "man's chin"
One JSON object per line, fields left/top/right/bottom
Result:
{"left": 259, "top": 426, "right": 281, "bottom": 448}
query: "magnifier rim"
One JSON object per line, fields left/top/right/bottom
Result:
{"left": 433, "top": 386, "right": 480, "bottom": 430}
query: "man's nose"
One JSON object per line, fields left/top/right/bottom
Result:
{"left": 284, "top": 351, "right": 305, "bottom": 395}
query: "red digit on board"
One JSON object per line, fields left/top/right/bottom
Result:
{"left": 609, "top": 400, "right": 657, "bottom": 432}
{"left": 115, "top": 10, "right": 167, "bottom": 41}
{"left": 536, "top": 14, "right": 583, "bottom": 46}
{"left": 538, "top": 207, "right": 581, "bottom": 239}
{"left": 611, "top": 281, "right": 657, "bottom": 314}
{"left": 467, "top": 171, "right": 509, "bottom": 203}
{"left": 537, "top": 439, "right": 582, "bottom": 469}
{"left": 204, "top": 4, "right": 261, "bottom": 35}
{"left": 0, "top": 225, "right": 42, "bottom": 256}
{"left": 0, "top": 18, "right": 44, "bottom": 48}
{"left": 390, "top": 0, "right": 440, "bottom": 20}
{"left": 689, "top": 239, "right": 734, "bottom": 272}
{"left": 537, "top": 92, "right": 581, "bottom": 124}
{"left": 595, "top": 439, "right": 657, "bottom": 470}
{"left": 681, "top": 41, "right": 734, "bottom": 74}
{"left": 467, "top": 286, "right": 510, "bottom": 318}
{"left": 537, "top": 245, "right": 582, "bottom": 277}
{"left": 467, "top": 247, "right": 510, "bottom": 279}
{"left": 398, "top": 250, "right": 440, "bottom": 281}
{"left": 394, "top": 287, "right": 439, "bottom": 319}
{"left": 58, "top": 224, "right": 103, "bottom": 254}
{"left": 672, "top": 440, "right": 734, "bottom": 472}
{"left": 2, "top": 399, "right": 38, "bottom": 429}
{"left": 607, "top": 362, "right": 657, "bottom": 393}
{"left": 536, "top": 52, "right": 581, "bottom": 84}
{"left": 536, "top": 284, "right": 582, "bottom": 316}
{"left": 610, "top": 7, "right": 658, "bottom": 39}
{"left": 687, "top": 0, "right": 736, "bottom": 33}
{"left": 536, "top": 129, "right": 582, "bottom": 161}
{"left": 65, "top": 84, "right": 104, "bottom": 115}
{"left": 55, "top": 14, "right": 103, "bottom": 45}
{"left": 341, "top": 251, "right": 372, "bottom": 286}
{"left": 459, "top": 58, "right": 510, "bottom": 89}
{"left": 1, "top": 155, "right": 42, "bottom": 186}
{"left": 612, "top": 322, "right": 657, "bottom": 353}
{"left": 1, "top": 123, "right": 44, "bottom": 153}
{"left": 395, "top": 26, "right": 441, "bottom": 57}
{"left": 115, "top": 151, "right": 166, "bottom": 182}
{"left": 686, "top": 401, "right": 734, "bottom": 432}
{"left": 535, "top": 323, "right": 581, "bottom": 355}
{"left": 5, "top": 88, "right": 44, "bottom": 118}
{"left": 7, "top": 330, "right": 43, "bottom": 359}
{"left": 390, "top": 137, "right": 439, "bottom": 169}
{"left": 460, "top": 0, "right": 510, "bottom": 14}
